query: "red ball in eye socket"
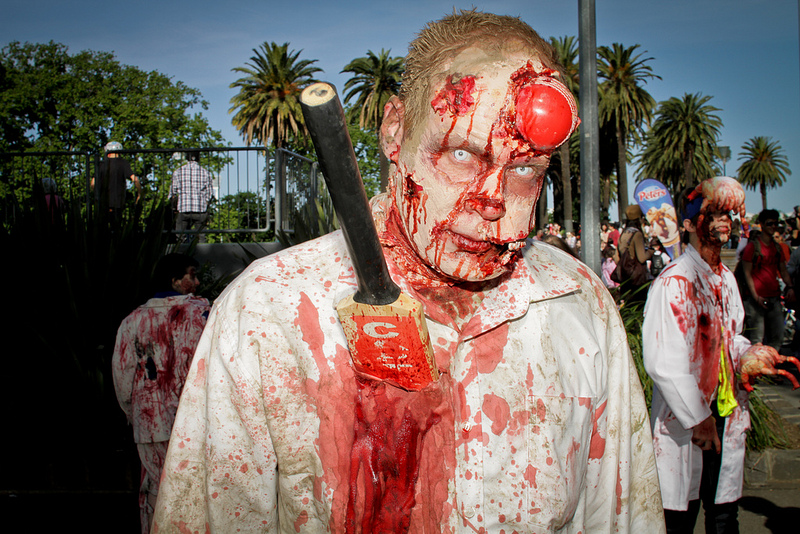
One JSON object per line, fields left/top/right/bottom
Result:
{"left": 515, "top": 81, "right": 576, "bottom": 151}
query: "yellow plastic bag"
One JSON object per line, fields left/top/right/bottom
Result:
{"left": 717, "top": 326, "right": 738, "bottom": 417}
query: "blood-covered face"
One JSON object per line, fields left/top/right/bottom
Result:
{"left": 173, "top": 266, "right": 199, "bottom": 295}
{"left": 697, "top": 210, "right": 732, "bottom": 247}
{"left": 385, "top": 46, "right": 578, "bottom": 282}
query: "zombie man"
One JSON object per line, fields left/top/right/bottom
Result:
{"left": 643, "top": 177, "right": 800, "bottom": 533}
{"left": 113, "top": 253, "right": 209, "bottom": 534}
{"left": 153, "top": 11, "right": 663, "bottom": 533}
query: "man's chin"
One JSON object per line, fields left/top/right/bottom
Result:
{"left": 433, "top": 245, "right": 521, "bottom": 282}
{"left": 700, "top": 232, "right": 730, "bottom": 248}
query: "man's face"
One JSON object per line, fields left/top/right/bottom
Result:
{"left": 697, "top": 210, "right": 733, "bottom": 247}
{"left": 174, "top": 266, "right": 199, "bottom": 295}
{"left": 387, "top": 46, "right": 576, "bottom": 282}
{"left": 760, "top": 219, "right": 779, "bottom": 241}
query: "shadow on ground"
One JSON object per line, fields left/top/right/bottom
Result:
{"left": 739, "top": 496, "right": 800, "bottom": 533}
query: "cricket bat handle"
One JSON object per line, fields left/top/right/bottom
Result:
{"left": 300, "top": 82, "right": 401, "bottom": 306}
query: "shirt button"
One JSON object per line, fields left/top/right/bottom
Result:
{"left": 462, "top": 421, "right": 473, "bottom": 432}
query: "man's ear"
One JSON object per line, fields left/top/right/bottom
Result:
{"left": 683, "top": 218, "right": 696, "bottom": 234}
{"left": 171, "top": 277, "right": 182, "bottom": 292}
{"left": 380, "top": 96, "right": 405, "bottom": 164}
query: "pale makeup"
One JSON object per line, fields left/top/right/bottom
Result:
{"left": 390, "top": 47, "right": 555, "bottom": 282}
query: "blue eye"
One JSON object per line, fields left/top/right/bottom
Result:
{"left": 453, "top": 149, "right": 470, "bottom": 162}
{"left": 514, "top": 166, "right": 534, "bottom": 176}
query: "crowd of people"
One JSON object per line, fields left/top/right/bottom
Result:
{"left": 593, "top": 197, "right": 800, "bottom": 358}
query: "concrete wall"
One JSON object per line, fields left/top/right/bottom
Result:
{"left": 173, "top": 241, "right": 287, "bottom": 282}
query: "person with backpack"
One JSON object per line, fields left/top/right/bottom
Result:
{"left": 741, "top": 209, "right": 796, "bottom": 350}
{"left": 613, "top": 204, "right": 654, "bottom": 305}
{"left": 648, "top": 237, "right": 670, "bottom": 278}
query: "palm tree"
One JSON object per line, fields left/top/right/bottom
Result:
{"left": 597, "top": 43, "right": 659, "bottom": 222}
{"left": 637, "top": 93, "right": 722, "bottom": 193}
{"left": 341, "top": 49, "right": 404, "bottom": 192}
{"left": 737, "top": 136, "right": 791, "bottom": 210}
{"left": 229, "top": 42, "right": 322, "bottom": 149}
{"left": 549, "top": 36, "right": 579, "bottom": 233}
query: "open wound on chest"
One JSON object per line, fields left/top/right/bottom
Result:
{"left": 345, "top": 378, "right": 442, "bottom": 534}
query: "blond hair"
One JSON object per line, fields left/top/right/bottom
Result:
{"left": 400, "top": 9, "right": 558, "bottom": 134}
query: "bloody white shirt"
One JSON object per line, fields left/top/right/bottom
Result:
{"left": 112, "top": 294, "right": 210, "bottom": 443}
{"left": 153, "top": 232, "right": 664, "bottom": 533}
{"left": 643, "top": 245, "right": 751, "bottom": 510}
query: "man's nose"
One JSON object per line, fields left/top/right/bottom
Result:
{"left": 465, "top": 168, "right": 506, "bottom": 221}
{"left": 464, "top": 197, "right": 506, "bottom": 220}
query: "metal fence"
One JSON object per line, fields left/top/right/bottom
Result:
{"left": 0, "top": 146, "right": 322, "bottom": 240}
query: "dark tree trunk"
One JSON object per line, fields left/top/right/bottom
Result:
{"left": 616, "top": 123, "right": 629, "bottom": 223}
{"left": 683, "top": 143, "right": 695, "bottom": 188}
{"left": 537, "top": 180, "right": 548, "bottom": 231}
{"left": 602, "top": 173, "right": 611, "bottom": 219}
{"left": 560, "top": 142, "right": 573, "bottom": 233}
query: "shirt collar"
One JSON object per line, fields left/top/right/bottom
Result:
{"left": 333, "top": 234, "right": 581, "bottom": 339}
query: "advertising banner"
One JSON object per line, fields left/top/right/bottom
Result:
{"left": 634, "top": 179, "right": 680, "bottom": 259}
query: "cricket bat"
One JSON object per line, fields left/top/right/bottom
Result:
{"left": 300, "top": 82, "right": 438, "bottom": 391}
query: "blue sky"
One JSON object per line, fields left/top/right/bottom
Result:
{"left": 3, "top": 0, "right": 799, "bottom": 216}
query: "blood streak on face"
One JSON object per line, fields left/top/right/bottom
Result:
{"left": 389, "top": 47, "right": 577, "bottom": 282}
{"left": 431, "top": 75, "right": 477, "bottom": 118}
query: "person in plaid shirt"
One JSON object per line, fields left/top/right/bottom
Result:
{"left": 169, "top": 151, "right": 213, "bottom": 243}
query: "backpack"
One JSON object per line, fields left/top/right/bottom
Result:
{"left": 650, "top": 253, "right": 665, "bottom": 277}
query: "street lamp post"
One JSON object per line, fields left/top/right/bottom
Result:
{"left": 718, "top": 145, "right": 731, "bottom": 176}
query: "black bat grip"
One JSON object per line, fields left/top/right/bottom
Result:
{"left": 300, "top": 82, "right": 401, "bottom": 306}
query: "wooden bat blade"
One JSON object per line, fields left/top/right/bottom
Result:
{"left": 337, "top": 292, "right": 439, "bottom": 391}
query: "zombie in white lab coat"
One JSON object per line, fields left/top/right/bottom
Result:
{"left": 113, "top": 253, "right": 209, "bottom": 534}
{"left": 643, "top": 177, "right": 800, "bottom": 533}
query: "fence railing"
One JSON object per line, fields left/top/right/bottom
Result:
{"left": 0, "top": 146, "right": 323, "bottom": 241}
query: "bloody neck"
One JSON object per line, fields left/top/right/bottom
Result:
{"left": 380, "top": 207, "right": 494, "bottom": 330}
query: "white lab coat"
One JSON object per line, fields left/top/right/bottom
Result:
{"left": 153, "top": 227, "right": 664, "bottom": 533}
{"left": 113, "top": 294, "right": 210, "bottom": 443}
{"left": 643, "top": 245, "right": 751, "bottom": 511}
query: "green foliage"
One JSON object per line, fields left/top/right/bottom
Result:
{"left": 549, "top": 36, "right": 579, "bottom": 95}
{"left": 737, "top": 136, "right": 791, "bottom": 211}
{"left": 208, "top": 191, "right": 272, "bottom": 243}
{"left": 347, "top": 122, "right": 381, "bottom": 198}
{"left": 746, "top": 386, "right": 790, "bottom": 451}
{"left": 598, "top": 43, "right": 659, "bottom": 221}
{"left": 277, "top": 194, "right": 339, "bottom": 247}
{"left": 229, "top": 42, "right": 322, "bottom": 149}
{"left": 341, "top": 49, "right": 403, "bottom": 131}
{"left": 597, "top": 44, "right": 659, "bottom": 146}
{"left": 617, "top": 289, "right": 653, "bottom": 406}
{"left": 341, "top": 49, "right": 404, "bottom": 191}
{"left": 637, "top": 93, "right": 723, "bottom": 193}
{"left": 548, "top": 36, "right": 579, "bottom": 231}
{"left": 0, "top": 41, "right": 225, "bottom": 152}
{"left": 0, "top": 41, "right": 227, "bottom": 206}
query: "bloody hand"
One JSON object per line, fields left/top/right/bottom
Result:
{"left": 691, "top": 415, "right": 721, "bottom": 453}
{"left": 740, "top": 344, "right": 800, "bottom": 392}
